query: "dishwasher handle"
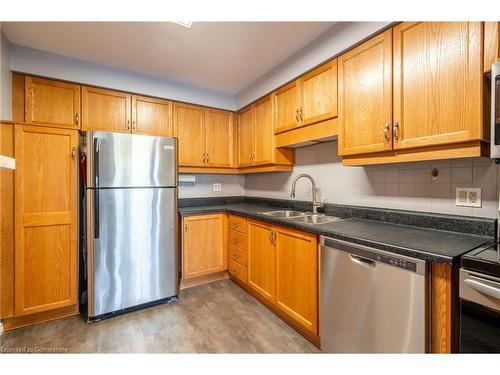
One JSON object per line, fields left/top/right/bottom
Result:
{"left": 350, "top": 254, "right": 375, "bottom": 268}
{"left": 464, "top": 277, "right": 500, "bottom": 300}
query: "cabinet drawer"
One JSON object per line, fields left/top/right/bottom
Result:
{"left": 228, "top": 215, "right": 247, "bottom": 233}
{"left": 229, "top": 244, "right": 247, "bottom": 267}
{"left": 229, "top": 229, "right": 247, "bottom": 250}
{"left": 229, "top": 258, "right": 246, "bottom": 284}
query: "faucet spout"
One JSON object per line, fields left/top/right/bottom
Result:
{"left": 289, "top": 174, "right": 325, "bottom": 214}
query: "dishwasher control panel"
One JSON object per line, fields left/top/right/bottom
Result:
{"left": 323, "top": 237, "right": 418, "bottom": 272}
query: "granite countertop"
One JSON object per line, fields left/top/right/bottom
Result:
{"left": 179, "top": 202, "right": 495, "bottom": 264}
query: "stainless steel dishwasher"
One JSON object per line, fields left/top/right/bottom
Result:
{"left": 320, "top": 236, "right": 428, "bottom": 353}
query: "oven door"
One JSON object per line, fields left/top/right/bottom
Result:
{"left": 459, "top": 269, "right": 500, "bottom": 353}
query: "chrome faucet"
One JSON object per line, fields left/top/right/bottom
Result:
{"left": 290, "top": 174, "right": 326, "bottom": 214}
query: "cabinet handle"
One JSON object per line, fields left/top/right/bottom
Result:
{"left": 295, "top": 108, "right": 300, "bottom": 122}
{"left": 75, "top": 113, "right": 80, "bottom": 126}
{"left": 202, "top": 153, "right": 206, "bottom": 162}
{"left": 206, "top": 153, "right": 209, "bottom": 163}
{"left": 384, "top": 123, "right": 390, "bottom": 142}
{"left": 71, "top": 146, "right": 77, "bottom": 160}
{"left": 127, "top": 120, "right": 131, "bottom": 130}
{"left": 184, "top": 222, "right": 188, "bottom": 232}
{"left": 299, "top": 107, "right": 303, "bottom": 121}
{"left": 269, "top": 232, "right": 273, "bottom": 245}
{"left": 132, "top": 120, "right": 136, "bottom": 130}
{"left": 233, "top": 223, "right": 239, "bottom": 228}
{"left": 393, "top": 122, "right": 400, "bottom": 141}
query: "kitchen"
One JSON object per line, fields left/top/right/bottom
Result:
{"left": 1, "top": 2, "right": 500, "bottom": 372}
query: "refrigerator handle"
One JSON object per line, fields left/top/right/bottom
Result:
{"left": 94, "top": 189, "right": 100, "bottom": 239}
{"left": 94, "top": 138, "right": 100, "bottom": 188}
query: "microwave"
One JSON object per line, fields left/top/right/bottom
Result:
{"left": 491, "top": 62, "right": 500, "bottom": 160}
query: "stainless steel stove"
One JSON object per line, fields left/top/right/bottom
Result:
{"left": 459, "top": 243, "right": 500, "bottom": 352}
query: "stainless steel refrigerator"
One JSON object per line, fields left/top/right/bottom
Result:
{"left": 86, "top": 131, "right": 178, "bottom": 321}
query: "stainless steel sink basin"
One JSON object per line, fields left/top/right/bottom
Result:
{"left": 262, "top": 210, "right": 307, "bottom": 218}
{"left": 289, "top": 214, "right": 342, "bottom": 225}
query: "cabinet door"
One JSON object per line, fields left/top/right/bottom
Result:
{"left": 254, "top": 95, "right": 275, "bottom": 165}
{"left": 393, "top": 22, "right": 483, "bottom": 150}
{"left": 247, "top": 219, "right": 275, "bottom": 303}
{"left": 24, "top": 76, "right": 81, "bottom": 129}
{"left": 131, "top": 95, "right": 172, "bottom": 136}
{"left": 173, "top": 103, "right": 206, "bottom": 167}
{"left": 205, "top": 109, "right": 234, "bottom": 167}
{"left": 182, "top": 214, "right": 226, "bottom": 279}
{"left": 484, "top": 22, "right": 500, "bottom": 74}
{"left": 299, "top": 60, "right": 338, "bottom": 126}
{"left": 14, "top": 125, "right": 78, "bottom": 316}
{"left": 82, "top": 86, "right": 131, "bottom": 133}
{"left": 275, "top": 227, "right": 318, "bottom": 334}
{"left": 274, "top": 80, "right": 299, "bottom": 133}
{"left": 237, "top": 105, "right": 255, "bottom": 167}
{"left": 338, "top": 29, "right": 393, "bottom": 156}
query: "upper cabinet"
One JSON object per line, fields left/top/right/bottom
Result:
{"left": 298, "top": 60, "right": 338, "bottom": 127}
{"left": 132, "top": 95, "right": 172, "bottom": 136}
{"left": 274, "top": 81, "right": 300, "bottom": 133}
{"left": 237, "top": 96, "right": 294, "bottom": 170}
{"left": 82, "top": 86, "right": 132, "bottom": 133}
{"left": 484, "top": 22, "right": 500, "bottom": 73}
{"left": 173, "top": 103, "right": 234, "bottom": 170}
{"left": 340, "top": 22, "right": 487, "bottom": 165}
{"left": 24, "top": 76, "right": 81, "bottom": 129}
{"left": 392, "top": 22, "right": 482, "bottom": 150}
{"left": 338, "top": 29, "right": 393, "bottom": 156}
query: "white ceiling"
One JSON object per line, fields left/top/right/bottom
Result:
{"left": 2, "top": 22, "right": 335, "bottom": 94}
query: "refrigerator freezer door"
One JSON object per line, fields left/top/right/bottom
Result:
{"left": 89, "top": 187, "right": 178, "bottom": 318}
{"left": 88, "top": 131, "right": 177, "bottom": 188}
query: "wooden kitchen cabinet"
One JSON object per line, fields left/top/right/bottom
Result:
{"left": 338, "top": 28, "right": 393, "bottom": 156}
{"left": 254, "top": 95, "right": 275, "bottom": 165}
{"left": 392, "top": 22, "right": 483, "bottom": 150}
{"left": 174, "top": 103, "right": 234, "bottom": 169}
{"left": 131, "top": 95, "right": 172, "bottom": 136}
{"left": 247, "top": 219, "right": 275, "bottom": 304}
{"left": 298, "top": 60, "right": 338, "bottom": 127}
{"left": 484, "top": 22, "right": 500, "bottom": 73}
{"left": 82, "top": 86, "right": 132, "bottom": 133}
{"left": 274, "top": 81, "right": 300, "bottom": 133}
{"left": 275, "top": 227, "right": 318, "bottom": 335}
{"left": 24, "top": 76, "right": 81, "bottom": 129}
{"left": 237, "top": 105, "right": 255, "bottom": 167}
{"left": 205, "top": 109, "right": 234, "bottom": 168}
{"left": 182, "top": 214, "right": 227, "bottom": 280}
{"left": 14, "top": 125, "right": 78, "bottom": 317}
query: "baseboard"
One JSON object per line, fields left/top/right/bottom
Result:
{"left": 3, "top": 304, "right": 79, "bottom": 331}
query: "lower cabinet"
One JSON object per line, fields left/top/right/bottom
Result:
{"left": 181, "top": 214, "right": 227, "bottom": 282}
{"left": 244, "top": 218, "right": 319, "bottom": 339}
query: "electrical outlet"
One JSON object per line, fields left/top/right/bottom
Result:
{"left": 213, "top": 183, "right": 222, "bottom": 192}
{"left": 455, "top": 188, "right": 481, "bottom": 207}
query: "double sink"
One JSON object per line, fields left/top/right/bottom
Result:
{"left": 262, "top": 210, "right": 343, "bottom": 225}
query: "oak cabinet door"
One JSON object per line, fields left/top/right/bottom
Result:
{"left": 132, "top": 95, "right": 172, "bottom": 136}
{"left": 182, "top": 214, "right": 226, "bottom": 279}
{"left": 237, "top": 106, "right": 255, "bottom": 167}
{"left": 82, "top": 86, "right": 131, "bottom": 133}
{"left": 205, "top": 109, "right": 234, "bottom": 168}
{"left": 173, "top": 103, "right": 206, "bottom": 167}
{"left": 393, "top": 22, "right": 483, "bottom": 150}
{"left": 24, "top": 76, "right": 81, "bottom": 129}
{"left": 299, "top": 60, "right": 338, "bottom": 127}
{"left": 274, "top": 81, "right": 299, "bottom": 133}
{"left": 247, "top": 220, "right": 275, "bottom": 303}
{"left": 14, "top": 125, "right": 78, "bottom": 316}
{"left": 338, "top": 29, "right": 393, "bottom": 156}
{"left": 275, "top": 227, "right": 318, "bottom": 334}
{"left": 254, "top": 95, "right": 275, "bottom": 165}
{"left": 484, "top": 22, "right": 500, "bottom": 74}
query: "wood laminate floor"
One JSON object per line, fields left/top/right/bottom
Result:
{"left": 0, "top": 280, "right": 320, "bottom": 353}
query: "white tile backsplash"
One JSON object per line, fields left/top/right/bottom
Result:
{"left": 244, "top": 142, "right": 500, "bottom": 218}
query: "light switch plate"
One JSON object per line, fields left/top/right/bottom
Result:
{"left": 455, "top": 187, "right": 481, "bottom": 208}
{"left": 213, "top": 183, "right": 222, "bottom": 192}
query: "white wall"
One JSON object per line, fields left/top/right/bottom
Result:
{"left": 9, "top": 45, "right": 236, "bottom": 111}
{"left": 179, "top": 174, "right": 244, "bottom": 199}
{"left": 245, "top": 142, "right": 500, "bottom": 219}
{"left": 0, "top": 27, "right": 12, "bottom": 120}
{"left": 236, "top": 22, "right": 391, "bottom": 108}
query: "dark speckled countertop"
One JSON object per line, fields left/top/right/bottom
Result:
{"left": 179, "top": 199, "right": 495, "bottom": 265}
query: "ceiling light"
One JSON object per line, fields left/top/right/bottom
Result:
{"left": 173, "top": 21, "right": 192, "bottom": 28}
